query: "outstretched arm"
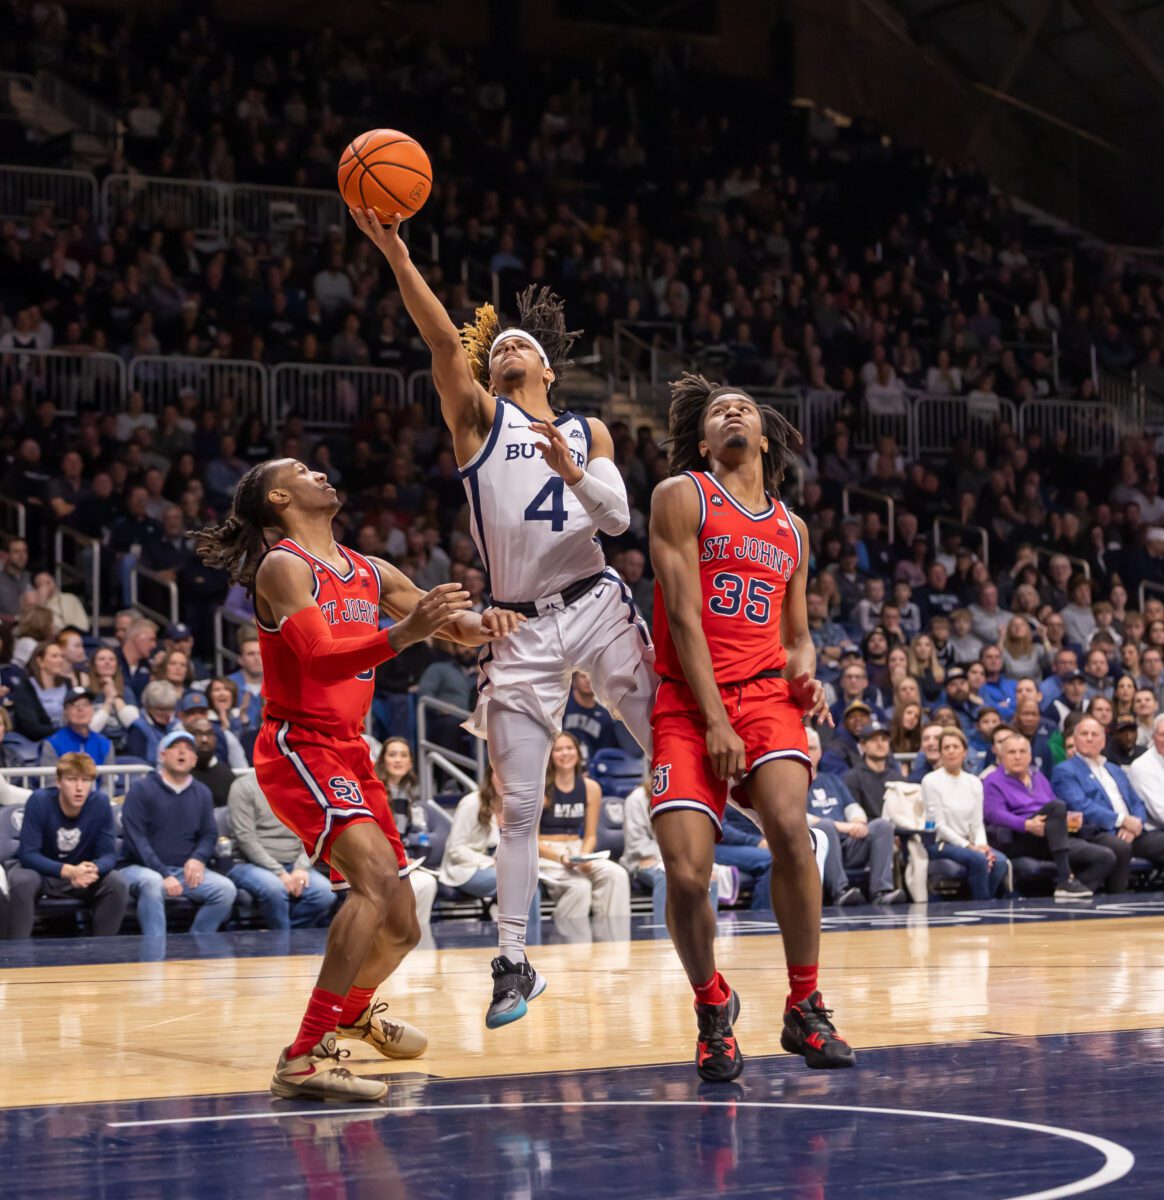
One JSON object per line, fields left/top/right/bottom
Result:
{"left": 350, "top": 208, "right": 493, "bottom": 440}
{"left": 650, "top": 475, "right": 743, "bottom": 780}
{"left": 369, "top": 556, "right": 524, "bottom": 647}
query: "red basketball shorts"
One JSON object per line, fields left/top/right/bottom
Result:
{"left": 649, "top": 675, "right": 811, "bottom": 838}
{"left": 254, "top": 718, "right": 406, "bottom": 888}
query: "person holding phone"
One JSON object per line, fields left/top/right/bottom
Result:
{"left": 536, "top": 732, "right": 630, "bottom": 919}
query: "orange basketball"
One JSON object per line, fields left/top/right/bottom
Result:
{"left": 337, "top": 129, "right": 432, "bottom": 222}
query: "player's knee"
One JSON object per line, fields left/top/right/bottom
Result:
{"left": 764, "top": 810, "right": 815, "bottom": 857}
{"left": 666, "top": 861, "right": 711, "bottom": 907}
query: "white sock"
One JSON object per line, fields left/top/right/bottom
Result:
{"left": 486, "top": 705, "right": 553, "bottom": 966}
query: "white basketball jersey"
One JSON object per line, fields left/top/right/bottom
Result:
{"left": 460, "top": 396, "right": 607, "bottom": 603}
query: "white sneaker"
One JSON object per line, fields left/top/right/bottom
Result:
{"left": 337, "top": 1000, "right": 429, "bottom": 1060}
{"left": 270, "top": 1032, "right": 388, "bottom": 1101}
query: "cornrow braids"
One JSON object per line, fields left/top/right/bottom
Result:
{"left": 459, "top": 285, "right": 582, "bottom": 394}
{"left": 665, "top": 372, "right": 798, "bottom": 496}
{"left": 191, "top": 461, "right": 277, "bottom": 596}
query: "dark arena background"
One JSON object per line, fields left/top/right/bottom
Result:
{"left": 3, "top": 0, "right": 1164, "bottom": 1196}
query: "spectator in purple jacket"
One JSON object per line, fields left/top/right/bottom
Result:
{"left": 983, "top": 733, "right": 1116, "bottom": 896}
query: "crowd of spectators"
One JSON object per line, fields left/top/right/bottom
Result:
{"left": 3, "top": 6, "right": 1164, "bottom": 937}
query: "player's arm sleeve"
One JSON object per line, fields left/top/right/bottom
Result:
{"left": 568, "top": 457, "right": 630, "bottom": 535}
{"left": 279, "top": 605, "right": 396, "bottom": 683}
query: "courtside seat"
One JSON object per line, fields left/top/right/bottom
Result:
{"left": 423, "top": 798, "right": 493, "bottom": 918}
{"left": 928, "top": 857, "right": 968, "bottom": 896}
{"left": 0, "top": 804, "right": 89, "bottom": 931}
{"left": 595, "top": 797, "right": 625, "bottom": 859}
{"left": 1011, "top": 857, "right": 1057, "bottom": 894}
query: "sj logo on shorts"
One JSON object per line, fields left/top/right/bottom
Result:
{"left": 328, "top": 777, "right": 367, "bottom": 807}
{"left": 652, "top": 764, "right": 671, "bottom": 796}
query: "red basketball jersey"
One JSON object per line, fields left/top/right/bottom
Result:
{"left": 256, "top": 538, "right": 383, "bottom": 739}
{"left": 653, "top": 471, "right": 802, "bottom": 685}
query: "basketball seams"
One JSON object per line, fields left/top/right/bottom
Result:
{"left": 365, "top": 164, "right": 415, "bottom": 213}
{"left": 358, "top": 158, "right": 432, "bottom": 183}
{"left": 339, "top": 131, "right": 431, "bottom": 217}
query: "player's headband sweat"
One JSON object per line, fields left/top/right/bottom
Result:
{"left": 489, "top": 329, "right": 551, "bottom": 369}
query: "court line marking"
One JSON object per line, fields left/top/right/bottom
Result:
{"left": 108, "top": 1099, "right": 1133, "bottom": 1200}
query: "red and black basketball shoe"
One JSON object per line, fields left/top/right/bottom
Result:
{"left": 695, "top": 986, "right": 743, "bottom": 1082}
{"left": 781, "top": 991, "right": 855, "bottom": 1069}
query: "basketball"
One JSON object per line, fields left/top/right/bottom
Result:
{"left": 337, "top": 128, "right": 432, "bottom": 222}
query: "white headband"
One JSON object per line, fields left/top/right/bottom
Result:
{"left": 489, "top": 329, "right": 550, "bottom": 370}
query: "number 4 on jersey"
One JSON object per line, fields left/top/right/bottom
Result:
{"left": 523, "top": 478, "right": 569, "bottom": 531}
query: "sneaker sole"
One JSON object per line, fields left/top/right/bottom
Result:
{"left": 485, "top": 972, "right": 548, "bottom": 1030}
{"left": 1053, "top": 891, "right": 1093, "bottom": 900}
{"left": 780, "top": 1029, "right": 856, "bottom": 1070}
{"left": 270, "top": 1076, "right": 388, "bottom": 1101}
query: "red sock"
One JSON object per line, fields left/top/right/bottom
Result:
{"left": 288, "top": 986, "right": 345, "bottom": 1058}
{"left": 339, "top": 984, "right": 377, "bottom": 1026}
{"left": 786, "top": 963, "right": 819, "bottom": 1009}
{"left": 693, "top": 971, "right": 729, "bottom": 1007}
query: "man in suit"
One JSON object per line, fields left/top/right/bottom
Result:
{"left": 1051, "top": 716, "right": 1164, "bottom": 892}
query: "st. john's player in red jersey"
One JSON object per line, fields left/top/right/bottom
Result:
{"left": 195, "top": 458, "right": 522, "bottom": 1101}
{"left": 649, "top": 373, "right": 854, "bottom": 1081}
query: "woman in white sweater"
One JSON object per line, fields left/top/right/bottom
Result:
{"left": 921, "top": 727, "right": 1010, "bottom": 900}
{"left": 439, "top": 771, "right": 505, "bottom": 897}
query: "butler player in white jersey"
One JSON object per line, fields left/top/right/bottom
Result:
{"left": 352, "top": 208, "right": 656, "bottom": 1027}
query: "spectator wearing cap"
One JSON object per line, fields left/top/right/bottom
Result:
{"left": 982, "top": 733, "right": 1110, "bottom": 897}
{"left": 42, "top": 688, "right": 115, "bottom": 766}
{"left": 226, "top": 635, "right": 265, "bottom": 728}
{"left": 805, "top": 729, "right": 904, "bottom": 905}
{"left": 176, "top": 690, "right": 247, "bottom": 768}
{"left": 160, "top": 622, "right": 209, "bottom": 679}
{"left": 226, "top": 770, "right": 335, "bottom": 930}
{"left": 1127, "top": 714, "right": 1164, "bottom": 829}
{"left": 1048, "top": 670, "right": 1089, "bottom": 731}
{"left": 818, "top": 700, "right": 871, "bottom": 775}
{"left": 124, "top": 680, "right": 180, "bottom": 762}
{"left": 979, "top": 646, "right": 1018, "bottom": 719}
{"left": 188, "top": 717, "right": 238, "bottom": 807}
{"left": 119, "top": 729, "right": 237, "bottom": 935}
{"left": 9, "top": 752, "right": 130, "bottom": 937}
{"left": 940, "top": 667, "right": 979, "bottom": 735}
{"left": 843, "top": 721, "right": 901, "bottom": 820}
{"left": 922, "top": 727, "right": 1010, "bottom": 900}
{"left": 1107, "top": 715, "right": 1144, "bottom": 768}
{"left": 1052, "top": 716, "right": 1164, "bottom": 892}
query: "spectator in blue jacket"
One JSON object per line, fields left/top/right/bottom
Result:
{"left": 940, "top": 667, "right": 980, "bottom": 734}
{"left": 226, "top": 635, "right": 265, "bottom": 728}
{"left": 908, "top": 722, "right": 944, "bottom": 782}
{"left": 119, "top": 729, "right": 237, "bottom": 934}
{"left": 562, "top": 673, "right": 623, "bottom": 765}
{"left": 714, "top": 806, "right": 773, "bottom": 911}
{"left": 8, "top": 752, "right": 129, "bottom": 937}
{"left": 978, "top": 646, "right": 1017, "bottom": 719}
{"left": 966, "top": 707, "right": 1002, "bottom": 776}
{"left": 818, "top": 701, "right": 870, "bottom": 775}
{"left": 805, "top": 729, "right": 903, "bottom": 905}
{"left": 1051, "top": 716, "right": 1164, "bottom": 893}
{"left": 1040, "top": 648, "right": 1080, "bottom": 714}
{"left": 124, "top": 680, "right": 180, "bottom": 762}
{"left": 42, "top": 688, "right": 115, "bottom": 767}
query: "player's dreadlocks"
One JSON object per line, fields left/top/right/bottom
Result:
{"left": 460, "top": 285, "right": 581, "bottom": 396}
{"left": 192, "top": 461, "right": 277, "bottom": 596}
{"left": 665, "top": 372, "right": 798, "bottom": 496}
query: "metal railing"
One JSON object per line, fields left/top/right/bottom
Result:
{"left": 406, "top": 369, "right": 441, "bottom": 423}
{"left": 1139, "top": 581, "right": 1164, "bottom": 612}
{"left": 33, "top": 70, "right": 123, "bottom": 153}
{"left": 1034, "top": 547, "right": 1090, "bottom": 582}
{"left": 0, "top": 496, "right": 27, "bottom": 539}
{"left": 54, "top": 527, "right": 101, "bottom": 626}
{"left": 212, "top": 608, "right": 254, "bottom": 677}
{"left": 128, "top": 355, "right": 268, "bottom": 423}
{"left": 101, "top": 173, "right": 229, "bottom": 241}
{"left": 0, "top": 348, "right": 125, "bottom": 413}
{"left": 0, "top": 163, "right": 99, "bottom": 221}
{"left": 416, "top": 696, "right": 485, "bottom": 804}
{"left": 271, "top": 363, "right": 406, "bottom": 429}
{"left": 914, "top": 394, "right": 1018, "bottom": 458}
{"left": 933, "top": 517, "right": 990, "bottom": 569}
{"left": 1017, "top": 399, "right": 1119, "bottom": 460}
{"left": 128, "top": 563, "right": 179, "bottom": 628}
{"left": 0, "top": 762, "right": 151, "bottom": 796}
{"left": 230, "top": 184, "right": 346, "bottom": 242}
{"left": 612, "top": 320, "right": 686, "bottom": 387}
{"left": 842, "top": 484, "right": 895, "bottom": 533}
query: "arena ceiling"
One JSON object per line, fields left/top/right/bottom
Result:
{"left": 881, "top": 0, "right": 1164, "bottom": 221}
